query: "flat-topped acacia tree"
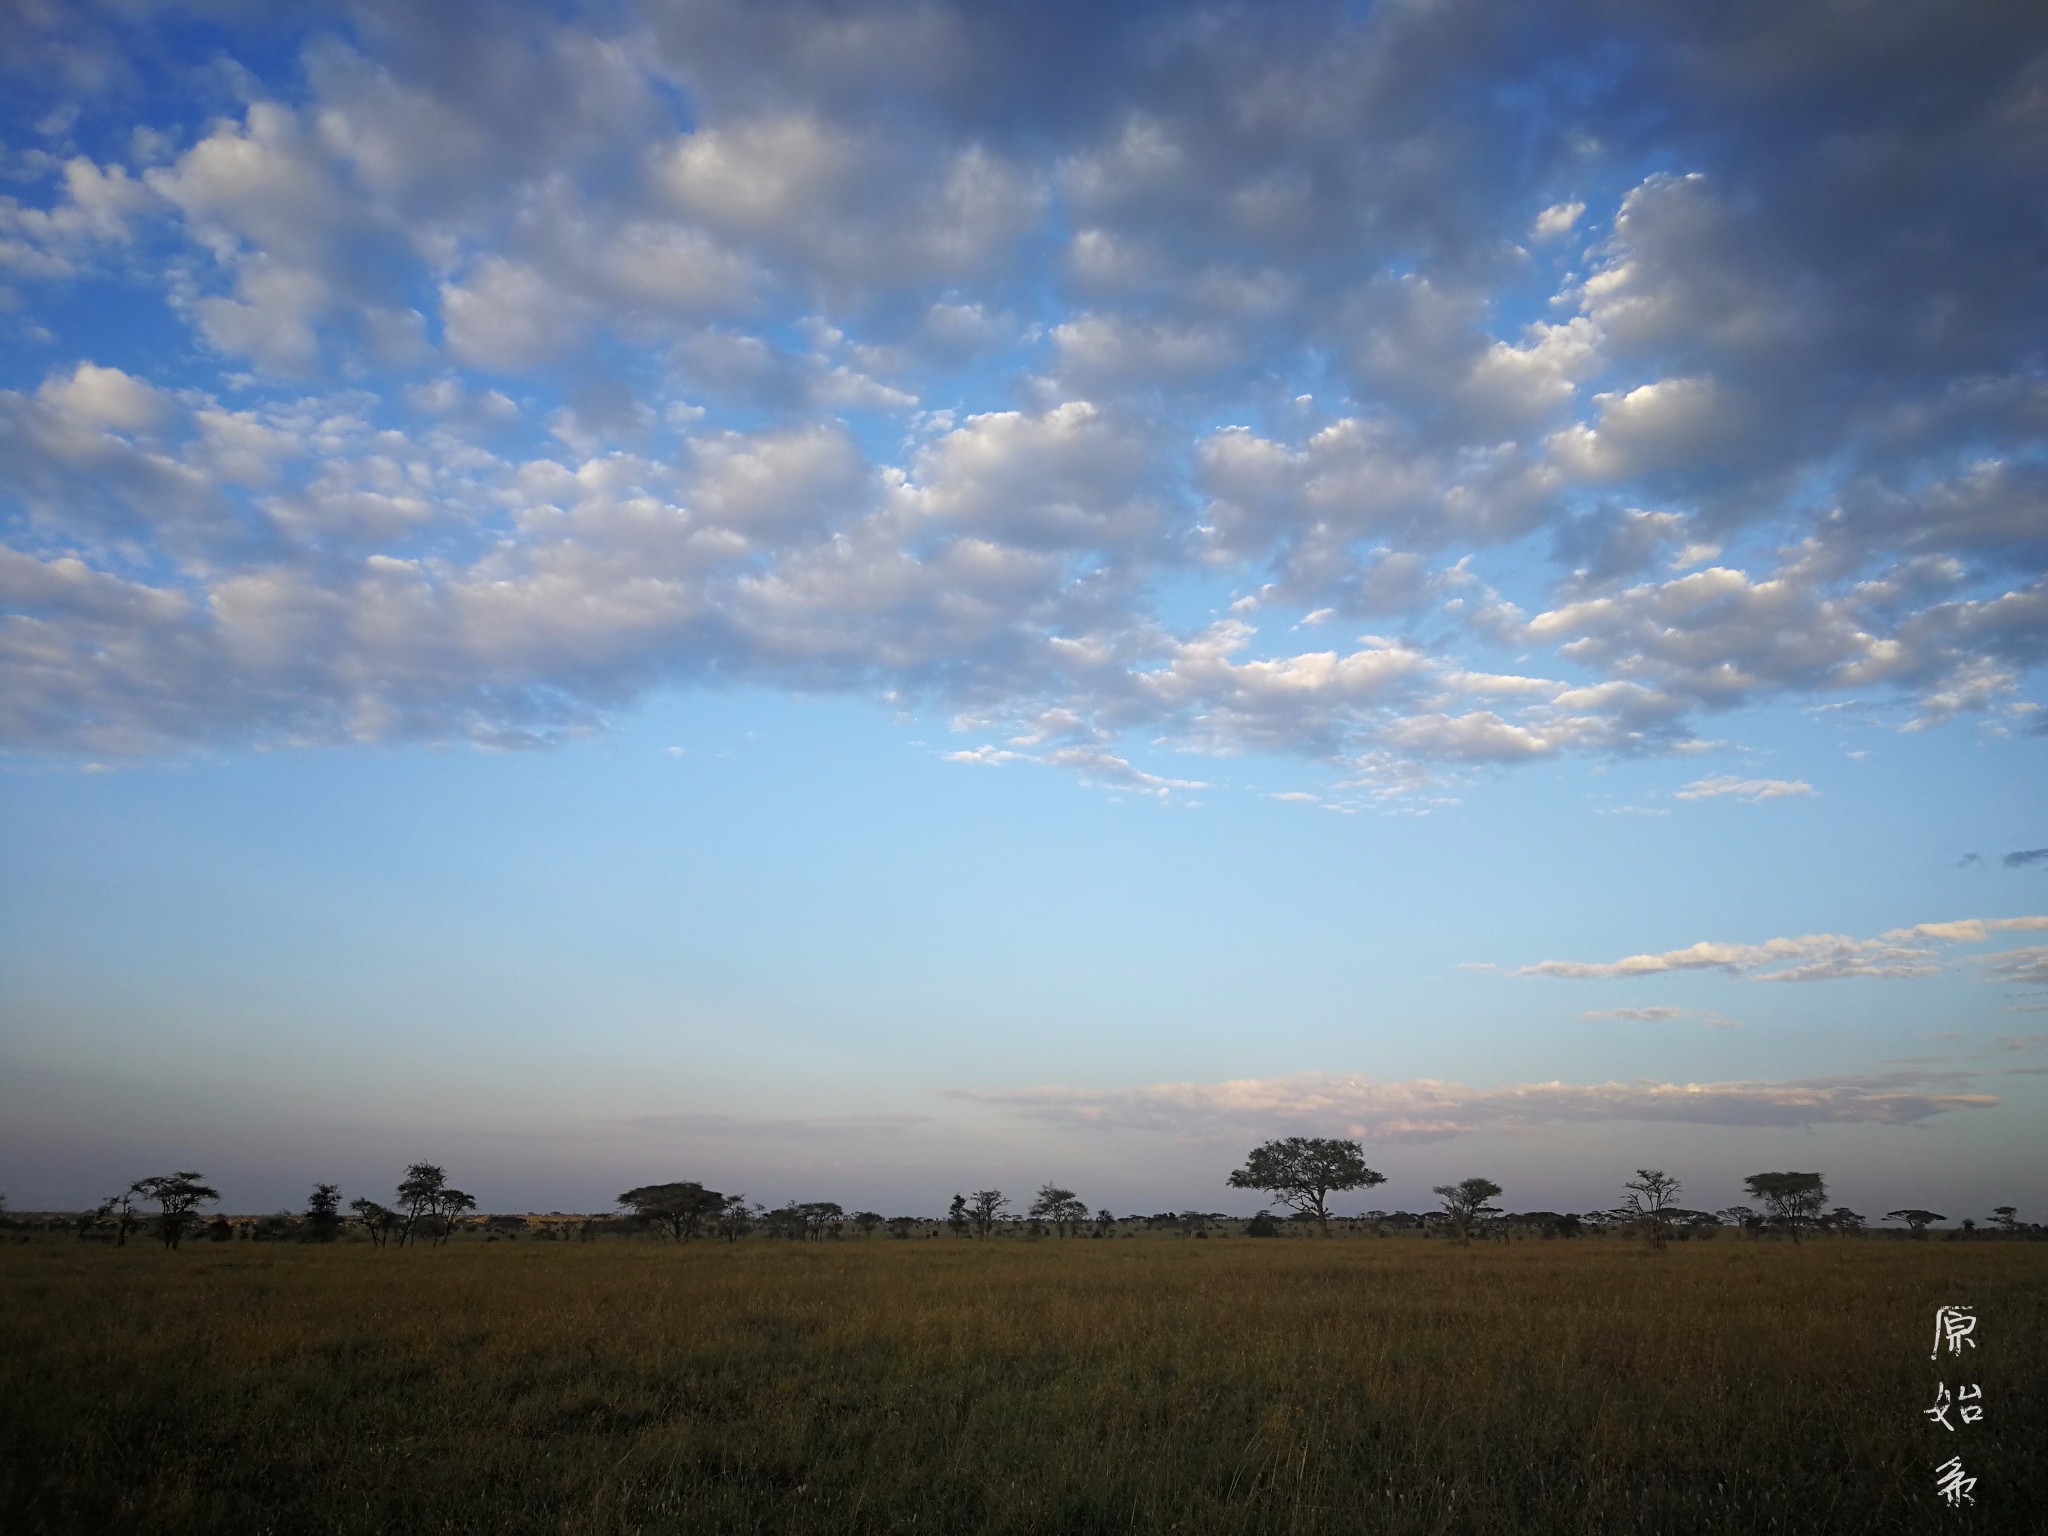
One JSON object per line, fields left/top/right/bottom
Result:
{"left": 1884, "top": 1208, "right": 1945, "bottom": 1240}
{"left": 617, "top": 1182, "right": 726, "bottom": 1242}
{"left": 1227, "top": 1138, "right": 1385, "bottom": 1237}
{"left": 1744, "top": 1172, "right": 1828, "bottom": 1242}
{"left": 128, "top": 1172, "right": 219, "bottom": 1251}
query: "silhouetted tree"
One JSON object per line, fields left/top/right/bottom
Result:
{"left": 1029, "top": 1184, "right": 1090, "bottom": 1237}
{"left": 1989, "top": 1205, "right": 2019, "bottom": 1234}
{"left": 946, "top": 1192, "right": 969, "bottom": 1235}
{"left": 967, "top": 1189, "right": 1008, "bottom": 1237}
{"left": 1885, "top": 1208, "right": 1944, "bottom": 1240}
{"left": 852, "top": 1210, "right": 883, "bottom": 1238}
{"left": 396, "top": 1164, "right": 448, "bottom": 1247}
{"left": 713, "top": 1195, "right": 754, "bottom": 1242}
{"left": 1433, "top": 1177, "right": 1503, "bottom": 1244}
{"left": 1226, "top": 1138, "right": 1385, "bottom": 1236}
{"left": 1717, "top": 1204, "right": 1761, "bottom": 1237}
{"left": 887, "top": 1215, "right": 915, "bottom": 1239}
{"left": 617, "top": 1182, "right": 726, "bottom": 1242}
{"left": 1822, "top": 1206, "right": 1865, "bottom": 1235}
{"left": 1620, "top": 1169, "right": 1682, "bottom": 1251}
{"left": 130, "top": 1172, "right": 219, "bottom": 1250}
{"left": 1245, "top": 1209, "right": 1281, "bottom": 1237}
{"left": 1743, "top": 1172, "right": 1827, "bottom": 1241}
{"left": 349, "top": 1197, "right": 399, "bottom": 1247}
{"left": 74, "top": 1197, "right": 117, "bottom": 1242}
{"left": 1094, "top": 1207, "right": 1116, "bottom": 1237}
{"left": 304, "top": 1183, "right": 344, "bottom": 1242}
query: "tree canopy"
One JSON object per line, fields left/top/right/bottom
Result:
{"left": 1743, "top": 1172, "right": 1827, "bottom": 1240}
{"left": 1226, "top": 1138, "right": 1384, "bottom": 1236}
{"left": 618, "top": 1181, "right": 726, "bottom": 1242}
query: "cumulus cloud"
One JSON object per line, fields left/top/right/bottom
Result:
{"left": 2, "top": 0, "right": 2045, "bottom": 788}
{"left": 956, "top": 1068, "right": 1999, "bottom": 1143}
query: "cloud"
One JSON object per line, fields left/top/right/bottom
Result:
{"left": 1673, "top": 775, "right": 1815, "bottom": 802}
{"left": 4, "top": 0, "right": 2048, "bottom": 787}
{"left": 1581, "top": 1007, "right": 1737, "bottom": 1028}
{"left": 1980, "top": 947, "right": 2048, "bottom": 988}
{"left": 956, "top": 1067, "right": 1999, "bottom": 1144}
{"left": 1520, "top": 915, "right": 2048, "bottom": 983}
{"left": 2004, "top": 849, "right": 2048, "bottom": 869}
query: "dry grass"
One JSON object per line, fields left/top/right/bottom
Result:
{"left": 2, "top": 1234, "right": 2042, "bottom": 1534}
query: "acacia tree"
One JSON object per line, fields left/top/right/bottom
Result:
{"left": 1433, "top": 1177, "right": 1504, "bottom": 1244}
{"left": 967, "top": 1189, "right": 1008, "bottom": 1238}
{"left": 1226, "top": 1138, "right": 1385, "bottom": 1237}
{"left": 394, "top": 1163, "right": 475, "bottom": 1246}
{"left": 74, "top": 1197, "right": 118, "bottom": 1243}
{"left": 304, "top": 1183, "right": 344, "bottom": 1243}
{"left": 617, "top": 1182, "right": 726, "bottom": 1242}
{"left": 1884, "top": 1208, "right": 1945, "bottom": 1240}
{"left": 1620, "top": 1169, "right": 1682, "bottom": 1251}
{"left": 713, "top": 1195, "right": 754, "bottom": 1242}
{"left": 1988, "top": 1206, "right": 2019, "bottom": 1234}
{"left": 1029, "top": 1184, "right": 1090, "bottom": 1237}
{"left": 129, "top": 1172, "right": 220, "bottom": 1250}
{"left": 349, "top": 1197, "right": 399, "bottom": 1247}
{"left": 396, "top": 1164, "right": 447, "bottom": 1247}
{"left": 1743, "top": 1172, "right": 1827, "bottom": 1242}
{"left": 852, "top": 1210, "right": 883, "bottom": 1238}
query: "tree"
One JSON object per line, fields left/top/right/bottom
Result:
{"left": 887, "top": 1215, "right": 916, "bottom": 1240}
{"left": 853, "top": 1210, "right": 883, "bottom": 1238}
{"left": 1822, "top": 1206, "right": 1865, "bottom": 1235}
{"left": 1620, "top": 1169, "right": 1682, "bottom": 1251}
{"left": 1226, "top": 1138, "right": 1386, "bottom": 1237}
{"left": 304, "top": 1183, "right": 344, "bottom": 1243}
{"left": 617, "top": 1182, "right": 726, "bottom": 1242}
{"left": 1743, "top": 1172, "right": 1827, "bottom": 1241}
{"left": 1094, "top": 1207, "right": 1116, "bottom": 1238}
{"left": 946, "top": 1192, "right": 969, "bottom": 1235}
{"left": 129, "top": 1172, "right": 220, "bottom": 1250}
{"left": 1885, "top": 1208, "right": 1945, "bottom": 1240}
{"left": 434, "top": 1187, "right": 477, "bottom": 1244}
{"left": 967, "top": 1189, "right": 1008, "bottom": 1238}
{"left": 1245, "top": 1209, "right": 1281, "bottom": 1238}
{"left": 349, "top": 1197, "right": 399, "bottom": 1247}
{"left": 713, "top": 1195, "right": 754, "bottom": 1242}
{"left": 396, "top": 1163, "right": 448, "bottom": 1248}
{"left": 1432, "top": 1177, "right": 1504, "bottom": 1244}
{"left": 1029, "top": 1184, "right": 1090, "bottom": 1237}
{"left": 1989, "top": 1205, "right": 2019, "bottom": 1234}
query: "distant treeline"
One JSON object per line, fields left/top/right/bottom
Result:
{"left": 5, "top": 1142, "right": 2038, "bottom": 1250}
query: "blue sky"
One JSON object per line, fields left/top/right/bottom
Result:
{"left": 2, "top": 0, "right": 2044, "bottom": 1219}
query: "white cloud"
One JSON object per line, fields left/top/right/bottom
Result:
{"left": 1519, "top": 915, "right": 2048, "bottom": 983}
{"left": 1530, "top": 200, "right": 1585, "bottom": 240}
{"left": 4, "top": 0, "right": 2047, "bottom": 791}
{"left": 1673, "top": 775, "right": 1815, "bottom": 802}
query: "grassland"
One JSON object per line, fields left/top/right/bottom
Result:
{"left": 2, "top": 1233, "right": 2042, "bottom": 1534}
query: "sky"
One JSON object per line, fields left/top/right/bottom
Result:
{"left": 1, "top": 0, "right": 2044, "bottom": 1221}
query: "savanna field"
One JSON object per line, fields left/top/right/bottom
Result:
{"left": 2, "top": 1234, "right": 2043, "bottom": 1535}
